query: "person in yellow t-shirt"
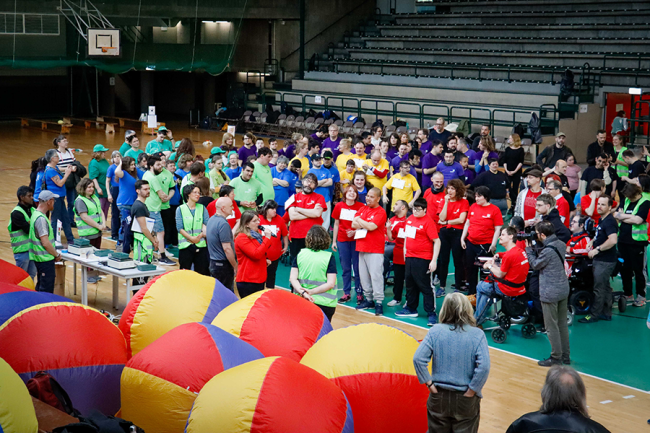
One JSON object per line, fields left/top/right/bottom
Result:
{"left": 382, "top": 160, "right": 421, "bottom": 210}
{"left": 353, "top": 141, "right": 368, "bottom": 165}
{"left": 339, "top": 159, "right": 357, "bottom": 186}
{"left": 335, "top": 138, "right": 355, "bottom": 173}
{"left": 291, "top": 138, "right": 310, "bottom": 178}
{"left": 362, "top": 150, "right": 390, "bottom": 190}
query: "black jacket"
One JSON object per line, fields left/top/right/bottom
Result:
{"left": 586, "top": 141, "right": 615, "bottom": 166}
{"left": 65, "top": 160, "right": 87, "bottom": 189}
{"left": 541, "top": 208, "right": 571, "bottom": 243}
{"left": 536, "top": 145, "right": 573, "bottom": 169}
{"left": 507, "top": 410, "right": 611, "bottom": 433}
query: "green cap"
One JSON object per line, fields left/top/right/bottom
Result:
{"left": 211, "top": 147, "right": 226, "bottom": 155}
{"left": 93, "top": 144, "right": 109, "bottom": 152}
{"left": 157, "top": 126, "right": 168, "bottom": 132}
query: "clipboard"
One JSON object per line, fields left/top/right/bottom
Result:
{"left": 132, "top": 217, "right": 155, "bottom": 233}
{"left": 340, "top": 208, "right": 357, "bottom": 221}
{"left": 354, "top": 229, "right": 368, "bottom": 239}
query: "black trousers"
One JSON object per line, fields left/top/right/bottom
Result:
{"left": 318, "top": 304, "right": 336, "bottom": 322}
{"left": 178, "top": 244, "right": 210, "bottom": 276}
{"left": 393, "top": 263, "right": 406, "bottom": 302}
{"left": 406, "top": 257, "right": 435, "bottom": 314}
{"left": 266, "top": 258, "right": 280, "bottom": 288}
{"left": 35, "top": 260, "right": 55, "bottom": 293}
{"left": 464, "top": 241, "right": 492, "bottom": 295}
{"left": 237, "top": 281, "right": 265, "bottom": 298}
{"left": 619, "top": 242, "right": 646, "bottom": 297}
{"left": 290, "top": 238, "right": 306, "bottom": 262}
{"left": 161, "top": 206, "right": 178, "bottom": 246}
{"left": 210, "top": 259, "right": 235, "bottom": 291}
{"left": 437, "top": 227, "right": 465, "bottom": 289}
{"left": 507, "top": 172, "right": 522, "bottom": 210}
{"left": 110, "top": 186, "right": 120, "bottom": 239}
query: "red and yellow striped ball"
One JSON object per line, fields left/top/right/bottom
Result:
{"left": 0, "top": 259, "right": 34, "bottom": 290}
{"left": 300, "top": 323, "right": 428, "bottom": 433}
{"left": 0, "top": 289, "right": 68, "bottom": 327}
{"left": 0, "top": 302, "right": 127, "bottom": 415}
{"left": 0, "top": 357, "right": 38, "bottom": 433}
{"left": 212, "top": 289, "right": 333, "bottom": 361}
{"left": 118, "top": 270, "right": 238, "bottom": 358}
{"left": 121, "top": 322, "right": 263, "bottom": 433}
{"left": 186, "top": 356, "right": 354, "bottom": 433}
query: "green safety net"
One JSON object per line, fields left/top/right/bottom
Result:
{"left": 0, "top": 0, "right": 248, "bottom": 75}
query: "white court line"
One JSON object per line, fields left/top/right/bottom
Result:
{"left": 276, "top": 285, "right": 650, "bottom": 395}
{"left": 623, "top": 395, "right": 635, "bottom": 399}
{"left": 600, "top": 400, "right": 613, "bottom": 404}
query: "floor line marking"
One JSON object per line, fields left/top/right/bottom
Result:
{"left": 623, "top": 395, "right": 635, "bottom": 399}
{"left": 599, "top": 400, "right": 613, "bottom": 404}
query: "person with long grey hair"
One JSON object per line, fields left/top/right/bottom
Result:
{"left": 507, "top": 365, "right": 610, "bottom": 433}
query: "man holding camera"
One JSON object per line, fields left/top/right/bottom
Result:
{"left": 526, "top": 221, "right": 571, "bottom": 367}
{"left": 474, "top": 226, "right": 529, "bottom": 326}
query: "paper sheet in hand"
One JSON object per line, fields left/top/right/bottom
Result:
{"left": 365, "top": 168, "right": 374, "bottom": 176}
{"left": 340, "top": 208, "right": 357, "bottom": 221}
{"left": 354, "top": 229, "right": 368, "bottom": 239}
{"left": 405, "top": 225, "right": 417, "bottom": 239}
{"left": 264, "top": 225, "right": 278, "bottom": 235}
{"left": 132, "top": 217, "right": 155, "bottom": 233}
{"left": 284, "top": 194, "right": 296, "bottom": 208}
{"left": 397, "top": 228, "right": 406, "bottom": 239}
{"left": 226, "top": 211, "right": 235, "bottom": 220}
{"left": 392, "top": 178, "right": 406, "bottom": 189}
{"left": 354, "top": 159, "right": 365, "bottom": 168}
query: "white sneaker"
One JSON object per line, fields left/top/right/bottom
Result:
{"left": 387, "top": 299, "right": 400, "bottom": 307}
{"left": 633, "top": 295, "right": 646, "bottom": 307}
{"left": 433, "top": 276, "right": 440, "bottom": 286}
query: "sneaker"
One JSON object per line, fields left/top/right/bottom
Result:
{"left": 427, "top": 313, "right": 438, "bottom": 326}
{"left": 375, "top": 304, "right": 384, "bottom": 316}
{"left": 395, "top": 308, "right": 418, "bottom": 318}
{"left": 387, "top": 299, "right": 401, "bottom": 307}
{"left": 338, "top": 294, "right": 351, "bottom": 304}
{"left": 356, "top": 294, "right": 364, "bottom": 305}
{"left": 578, "top": 315, "right": 599, "bottom": 324}
{"left": 597, "top": 315, "right": 612, "bottom": 321}
{"left": 435, "top": 287, "right": 446, "bottom": 298}
{"left": 356, "top": 300, "right": 375, "bottom": 310}
{"left": 562, "top": 357, "right": 571, "bottom": 365}
{"left": 538, "top": 357, "right": 561, "bottom": 367}
{"left": 433, "top": 276, "right": 440, "bottom": 287}
{"left": 625, "top": 295, "right": 635, "bottom": 302}
{"left": 158, "top": 256, "right": 176, "bottom": 266}
{"left": 633, "top": 295, "right": 646, "bottom": 307}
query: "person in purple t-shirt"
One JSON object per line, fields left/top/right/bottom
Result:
{"left": 322, "top": 124, "right": 342, "bottom": 159}
{"left": 436, "top": 149, "right": 465, "bottom": 186}
{"left": 421, "top": 141, "right": 444, "bottom": 189}
{"left": 456, "top": 138, "right": 477, "bottom": 170}
{"left": 387, "top": 133, "right": 400, "bottom": 161}
{"left": 237, "top": 132, "right": 258, "bottom": 166}
{"left": 417, "top": 129, "right": 433, "bottom": 155}
{"left": 390, "top": 142, "right": 410, "bottom": 175}
{"left": 459, "top": 154, "right": 476, "bottom": 185}
{"left": 310, "top": 125, "right": 328, "bottom": 144}
{"left": 359, "top": 131, "right": 374, "bottom": 155}
{"left": 474, "top": 136, "right": 499, "bottom": 174}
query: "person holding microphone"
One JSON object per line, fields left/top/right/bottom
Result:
{"left": 234, "top": 210, "right": 273, "bottom": 298}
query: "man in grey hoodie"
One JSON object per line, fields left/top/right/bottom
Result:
{"left": 526, "top": 221, "right": 571, "bottom": 367}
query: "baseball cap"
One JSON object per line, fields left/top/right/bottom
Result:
{"left": 322, "top": 150, "right": 334, "bottom": 160}
{"left": 556, "top": 132, "right": 566, "bottom": 137}
{"left": 93, "top": 144, "right": 109, "bottom": 152}
{"left": 157, "top": 126, "right": 168, "bottom": 132}
{"left": 295, "top": 180, "right": 303, "bottom": 190}
{"left": 39, "top": 191, "right": 59, "bottom": 201}
{"left": 311, "top": 154, "right": 323, "bottom": 161}
{"left": 211, "top": 147, "right": 226, "bottom": 155}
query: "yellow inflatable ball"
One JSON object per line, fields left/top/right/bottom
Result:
{"left": 0, "top": 357, "right": 38, "bottom": 433}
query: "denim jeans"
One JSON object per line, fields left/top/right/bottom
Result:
{"left": 65, "top": 186, "right": 76, "bottom": 224}
{"left": 110, "top": 186, "right": 120, "bottom": 240}
{"left": 14, "top": 252, "right": 37, "bottom": 280}
{"left": 118, "top": 205, "right": 132, "bottom": 254}
{"left": 474, "top": 281, "right": 504, "bottom": 325}
{"left": 52, "top": 196, "right": 75, "bottom": 243}
{"left": 337, "top": 240, "right": 361, "bottom": 295}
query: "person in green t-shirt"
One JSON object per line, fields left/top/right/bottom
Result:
{"left": 88, "top": 144, "right": 111, "bottom": 219}
{"left": 142, "top": 154, "right": 176, "bottom": 266}
{"left": 158, "top": 158, "right": 177, "bottom": 247}
{"left": 208, "top": 153, "right": 230, "bottom": 198}
{"left": 229, "top": 162, "right": 263, "bottom": 212}
{"left": 124, "top": 135, "right": 144, "bottom": 160}
{"left": 146, "top": 126, "right": 174, "bottom": 156}
{"left": 252, "top": 147, "right": 275, "bottom": 204}
{"left": 119, "top": 130, "right": 137, "bottom": 156}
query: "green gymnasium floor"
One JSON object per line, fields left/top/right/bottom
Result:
{"left": 273, "top": 250, "right": 650, "bottom": 393}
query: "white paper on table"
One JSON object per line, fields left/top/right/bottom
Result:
{"left": 392, "top": 178, "right": 406, "bottom": 189}
{"left": 397, "top": 228, "right": 406, "bottom": 239}
{"left": 284, "top": 194, "right": 296, "bottom": 208}
{"left": 340, "top": 208, "right": 357, "bottom": 221}
{"left": 354, "top": 229, "right": 368, "bottom": 239}
{"left": 131, "top": 217, "right": 155, "bottom": 233}
{"left": 405, "top": 225, "right": 417, "bottom": 238}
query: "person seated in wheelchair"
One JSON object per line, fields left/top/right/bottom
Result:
{"left": 566, "top": 214, "right": 592, "bottom": 272}
{"left": 474, "top": 226, "right": 530, "bottom": 326}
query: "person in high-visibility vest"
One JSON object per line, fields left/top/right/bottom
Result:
{"left": 28, "top": 190, "right": 61, "bottom": 293}
{"left": 74, "top": 178, "right": 107, "bottom": 248}
{"left": 176, "top": 184, "right": 209, "bottom": 275}
{"left": 132, "top": 179, "right": 158, "bottom": 264}
{"left": 8, "top": 186, "right": 36, "bottom": 279}
{"left": 289, "top": 225, "right": 339, "bottom": 322}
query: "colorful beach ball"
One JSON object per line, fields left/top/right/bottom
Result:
{"left": 0, "top": 282, "right": 32, "bottom": 295}
{"left": 186, "top": 356, "right": 353, "bottom": 433}
{"left": 0, "top": 357, "right": 38, "bottom": 433}
{"left": 301, "top": 323, "right": 428, "bottom": 433}
{"left": 0, "top": 290, "right": 68, "bottom": 326}
{"left": 0, "top": 302, "right": 127, "bottom": 415}
{"left": 212, "top": 289, "right": 332, "bottom": 361}
{"left": 0, "top": 259, "right": 34, "bottom": 289}
{"left": 118, "top": 270, "right": 238, "bottom": 358}
{"left": 121, "top": 322, "right": 263, "bottom": 433}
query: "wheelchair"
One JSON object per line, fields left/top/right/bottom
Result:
{"left": 567, "top": 254, "right": 627, "bottom": 315}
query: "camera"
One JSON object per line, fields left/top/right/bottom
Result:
{"left": 516, "top": 231, "right": 537, "bottom": 242}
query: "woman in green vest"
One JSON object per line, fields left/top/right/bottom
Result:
{"left": 176, "top": 184, "right": 209, "bottom": 275}
{"left": 74, "top": 178, "right": 107, "bottom": 249}
{"left": 289, "top": 225, "right": 339, "bottom": 322}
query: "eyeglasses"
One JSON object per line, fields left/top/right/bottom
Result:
{"left": 414, "top": 207, "right": 425, "bottom": 212}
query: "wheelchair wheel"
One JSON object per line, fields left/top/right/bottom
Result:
{"left": 491, "top": 328, "right": 507, "bottom": 344}
{"left": 510, "top": 310, "right": 529, "bottom": 325}
{"left": 521, "top": 323, "right": 537, "bottom": 339}
{"left": 569, "top": 290, "right": 593, "bottom": 315}
{"left": 566, "top": 306, "right": 574, "bottom": 327}
{"left": 498, "top": 315, "right": 511, "bottom": 330}
{"left": 618, "top": 295, "right": 627, "bottom": 313}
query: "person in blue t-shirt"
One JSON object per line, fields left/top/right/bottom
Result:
{"left": 436, "top": 149, "right": 465, "bottom": 186}
{"left": 390, "top": 143, "right": 410, "bottom": 176}
{"left": 308, "top": 154, "right": 334, "bottom": 229}
{"left": 322, "top": 150, "right": 340, "bottom": 203}
{"left": 106, "top": 151, "right": 122, "bottom": 242}
{"left": 114, "top": 156, "right": 142, "bottom": 254}
{"left": 271, "top": 156, "right": 298, "bottom": 216}
{"left": 44, "top": 149, "right": 75, "bottom": 243}
{"left": 225, "top": 151, "right": 242, "bottom": 180}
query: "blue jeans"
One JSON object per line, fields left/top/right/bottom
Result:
{"left": 14, "top": 252, "right": 36, "bottom": 280}
{"left": 66, "top": 186, "right": 77, "bottom": 224}
{"left": 52, "top": 196, "right": 75, "bottom": 243}
{"left": 110, "top": 186, "right": 120, "bottom": 240}
{"left": 118, "top": 205, "right": 132, "bottom": 254}
{"left": 337, "top": 240, "right": 361, "bottom": 295}
{"left": 474, "top": 281, "right": 504, "bottom": 325}
{"left": 35, "top": 260, "right": 55, "bottom": 293}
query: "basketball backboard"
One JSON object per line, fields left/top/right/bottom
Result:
{"left": 87, "top": 28, "right": 120, "bottom": 56}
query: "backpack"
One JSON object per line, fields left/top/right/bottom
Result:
{"left": 393, "top": 120, "right": 406, "bottom": 128}
{"left": 200, "top": 116, "right": 211, "bottom": 129}
{"left": 528, "top": 112, "right": 542, "bottom": 144}
{"left": 512, "top": 123, "right": 526, "bottom": 138}
{"left": 371, "top": 119, "right": 384, "bottom": 129}
{"left": 53, "top": 411, "right": 144, "bottom": 433}
{"left": 27, "top": 371, "right": 80, "bottom": 416}
{"left": 560, "top": 69, "right": 575, "bottom": 95}
{"left": 456, "top": 119, "right": 470, "bottom": 137}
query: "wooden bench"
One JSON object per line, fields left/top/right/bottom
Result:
{"left": 98, "top": 115, "right": 165, "bottom": 135}
{"left": 32, "top": 396, "right": 78, "bottom": 433}
{"left": 20, "top": 118, "right": 73, "bottom": 134}
{"left": 62, "top": 117, "right": 117, "bottom": 133}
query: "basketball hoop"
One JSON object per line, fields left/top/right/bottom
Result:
{"left": 101, "top": 47, "right": 117, "bottom": 55}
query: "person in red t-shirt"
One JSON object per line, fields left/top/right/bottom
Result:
{"left": 474, "top": 226, "right": 529, "bottom": 325}
{"left": 395, "top": 197, "right": 441, "bottom": 325}
{"left": 259, "top": 200, "right": 289, "bottom": 289}
{"left": 423, "top": 171, "right": 446, "bottom": 224}
{"left": 461, "top": 186, "right": 504, "bottom": 295}
{"left": 566, "top": 214, "right": 592, "bottom": 272}
{"left": 580, "top": 179, "right": 607, "bottom": 225}
{"left": 515, "top": 169, "right": 545, "bottom": 224}
{"left": 547, "top": 180, "right": 571, "bottom": 228}
{"left": 331, "top": 185, "right": 365, "bottom": 303}
{"left": 287, "top": 173, "right": 326, "bottom": 260}
{"left": 386, "top": 200, "right": 409, "bottom": 307}
{"left": 353, "top": 187, "right": 388, "bottom": 316}
{"left": 436, "top": 179, "right": 470, "bottom": 295}
{"left": 234, "top": 211, "right": 274, "bottom": 298}
{"left": 209, "top": 185, "right": 242, "bottom": 230}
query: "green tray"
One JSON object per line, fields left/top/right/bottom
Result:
{"left": 94, "top": 249, "right": 112, "bottom": 257}
{"left": 137, "top": 264, "right": 157, "bottom": 271}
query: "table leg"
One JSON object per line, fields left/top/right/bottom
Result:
{"left": 126, "top": 278, "right": 132, "bottom": 304}
{"left": 81, "top": 266, "right": 88, "bottom": 305}
{"left": 73, "top": 263, "right": 77, "bottom": 295}
{"left": 113, "top": 275, "right": 119, "bottom": 309}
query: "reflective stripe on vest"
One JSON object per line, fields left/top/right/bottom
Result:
{"left": 74, "top": 195, "right": 102, "bottom": 237}
{"left": 615, "top": 147, "right": 628, "bottom": 178}
{"left": 134, "top": 232, "right": 154, "bottom": 262}
{"left": 178, "top": 203, "right": 206, "bottom": 249}
{"left": 296, "top": 249, "right": 337, "bottom": 308}
{"left": 28, "top": 210, "right": 55, "bottom": 262}
{"left": 8, "top": 205, "right": 30, "bottom": 253}
{"left": 624, "top": 196, "right": 649, "bottom": 242}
